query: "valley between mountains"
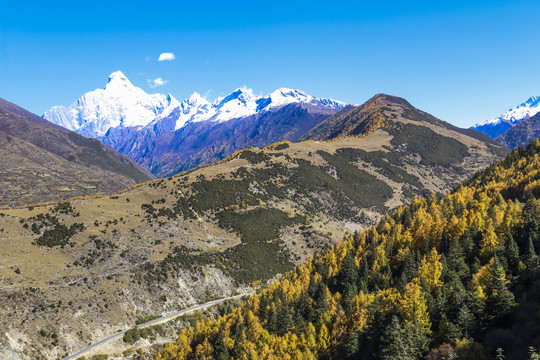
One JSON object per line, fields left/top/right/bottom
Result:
{"left": 0, "top": 93, "right": 508, "bottom": 359}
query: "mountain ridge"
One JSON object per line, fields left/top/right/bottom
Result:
{"left": 302, "top": 93, "right": 506, "bottom": 156}
{"left": 43, "top": 71, "right": 348, "bottom": 138}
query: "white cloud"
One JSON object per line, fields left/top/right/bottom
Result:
{"left": 158, "top": 52, "right": 175, "bottom": 61}
{"left": 147, "top": 77, "right": 168, "bottom": 88}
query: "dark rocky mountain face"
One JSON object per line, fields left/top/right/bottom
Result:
{"left": 0, "top": 98, "right": 153, "bottom": 207}
{"left": 496, "top": 112, "right": 540, "bottom": 148}
{"left": 101, "top": 103, "right": 339, "bottom": 177}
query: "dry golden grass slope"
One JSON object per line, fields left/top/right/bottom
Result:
{"left": 0, "top": 94, "right": 507, "bottom": 359}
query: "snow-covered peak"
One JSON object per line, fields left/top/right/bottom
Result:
{"left": 43, "top": 71, "right": 173, "bottom": 137}
{"left": 104, "top": 71, "right": 140, "bottom": 95}
{"left": 169, "top": 87, "right": 348, "bottom": 130}
{"left": 209, "top": 88, "right": 260, "bottom": 122}
{"left": 107, "top": 70, "right": 130, "bottom": 84}
{"left": 186, "top": 92, "right": 210, "bottom": 107}
{"left": 264, "top": 88, "right": 346, "bottom": 111}
{"left": 172, "top": 93, "right": 213, "bottom": 130}
{"left": 474, "top": 96, "right": 540, "bottom": 127}
{"left": 268, "top": 88, "right": 310, "bottom": 105}
{"left": 499, "top": 96, "right": 540, "bottom": 122}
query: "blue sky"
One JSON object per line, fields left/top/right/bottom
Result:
{"left": 0, "top": 0, "right": 539, "bottom": 127}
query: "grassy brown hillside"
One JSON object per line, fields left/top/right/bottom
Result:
{"left": 0, "top": 98, "right": 153, "bottom": 207}
{"left": 302, "top": 94, "right": 506, "bottom": 152}
{"left": 0, "top": 95, "right": 506, "bottom": 359}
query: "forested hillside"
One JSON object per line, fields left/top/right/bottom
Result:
{"left": 156, "top": 141, "right": 540, "bottom": 360}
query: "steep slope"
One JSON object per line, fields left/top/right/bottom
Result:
{"left": 471, "top": 96, "right": 540, "bottom": 138}
{"left": 496, "top": 111, "right": 540, "bottom": 148}
{"left": 0, "top": 98, "right": 152, "bottom": 207}
{"left": 157, "top": 140, "right": 540, "bottom": 360}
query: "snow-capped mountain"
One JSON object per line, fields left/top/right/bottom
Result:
{"left": 471, "top": 96, "right": 540, "bottom": 138}
{"left": 43, "top": 70, "right": 349, "bottom": 176}
{"left": 43, "top": 71, "right": 180, "bottom": 137}
{"left": 44, "top": 71, "right": 347, "bottom": 137}
{"left": 169, "top": 87, "right": 346, "bottom": 130}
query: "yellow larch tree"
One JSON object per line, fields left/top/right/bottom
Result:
{"left": 480, "top": 219, "right": 499, "bottom": 258}
{"left": 399, "top": 278, "right": 431, "bottom": 335}
{"left": 418, "top": 248, "right": 443, "bottom": 292}
{"left": 318, "top": 324, "right": 330, "bottom": 352}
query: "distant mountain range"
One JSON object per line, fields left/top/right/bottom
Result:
{"left": 43, "top": 71, "right": 348, "bottom": 176}
{"left": 44, "top": 71, "right": 346, "bottom": 137}
{"left": 471, "top": 96, "right": 540, "bottom": 141}
{"left": 0, "top": 97, "right": 152, "bottom": 207}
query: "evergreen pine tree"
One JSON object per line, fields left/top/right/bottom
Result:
{"left": 358, "top": 256, "right": 370, "bottom": 291}
{"left": 523, "top": 197, "right": 540, "bottom": 251}
{"left": 399, "top": 251, "right": 417, "bottom": 289}
{"left": 456, "top": 304, "right": 475, "bottom": 339}
{"left": 440, "top": 228, "right": 451, "bottom": 254}
{"left": 525, "top": 236, "right": 540, "bottom": 271}
{"left": 445, "top": 240, "right": 470, "bottom": 281}
{"left": 276, "top": 302, "right": 292, "bottom": 335}
{"left": 504, "top": 232, "right": 520, "bottom": 272}
{"left": 379, "top": 316, "right": 413, "bottom": 360}
{"left": 338, "top": 251, "right": 359, "bottom": 294}
{"left": 485, "top": 257, "right": 516, "bottom": 325}
{"left": 341, "top": 331, "right": 360, "bottom": 359}
{"left": 213, "top": 328, "right": 230, "bottom": 360}
{"left": 265, "top": 304, "right": 278, "bottom": 333}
